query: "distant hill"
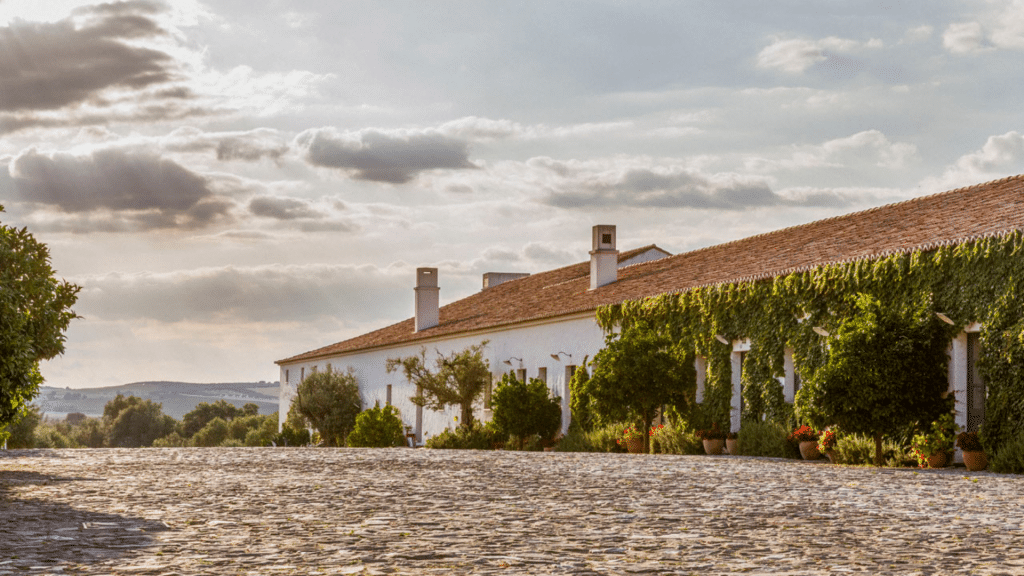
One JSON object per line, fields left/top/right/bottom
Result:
{"left": 32, "top": 381, "right": 280, "bottom": 421}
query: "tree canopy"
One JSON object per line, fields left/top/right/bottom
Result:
{"left": 796, "top": 293, "right": 952, "bottom": 465}
{"left": 1, "top": 208, "right": 80, "bottom": 428}
{"left": 103, "top": 394, "right": 176, "bottom": 448}
{"left": 580, "top": 322, "right": 693, "bottom": 451}
{"left": 292, "top": 369, "right": 363, "bottom": 446}
{"left": 386, "top": 341, "right": 490, "bottom": 429}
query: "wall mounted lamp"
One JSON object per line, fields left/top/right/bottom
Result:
{"left": 935, "top": 312, "right": 955, "bottom": 325}
{"left": 812, "top": 326, "right": 830, "bottom": 337}
{"left": 714, "top": 334, "right": 730, "bottom": 345}
{"left": 550, "top": 351, "right": 572, "bottom": 361}
{"left": 502, "top": 357, "right": 523, "bottom": 366}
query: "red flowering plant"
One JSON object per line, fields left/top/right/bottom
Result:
{"left": 648, "top": 424, "right": 666, "bottom": 437}
{"left": 787, "top": 425, "right": 818, "bottom": 443}
{"left": 911, "top": 413, "right": 956, "bottom": 467}
{"left": 695, "top": 422, "right": 727, "bottom": 440}
{"left": 615, "top": 425, "right": 644, "bottom": 446}
{"left": 817, "top": 426, "right": 838, "bottom": 453}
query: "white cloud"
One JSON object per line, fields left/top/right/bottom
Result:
{"left": 750, "top": 130, "right": 918, "bottom": 172}
{"left": 919, "top": 131, "right": 1024, "bottom": 191}
{"left": 943, "top": 22, "right": 988, "bottom": 54}
{"left": 756, "top": 36, "right": 882, "bottom": 74}
{"left": 903, "top": 25, "right": 934, "bottom": 43}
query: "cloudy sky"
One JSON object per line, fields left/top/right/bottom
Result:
{"left": 3, "top": 0, "right": 1024, "bottom": 389}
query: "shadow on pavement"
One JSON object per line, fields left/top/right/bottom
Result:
{"left": 1, "top": 469, "right": 169, "bottom": 571}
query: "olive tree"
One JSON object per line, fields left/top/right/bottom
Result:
{"left": 292, "top": 369, "right": 363, "bottom": 446}
{"left": 796, "top": 293, "right": 952, "bottom": 466}
{"left": 1, "top": 208, "right": 80, "bottom": 429}
{"left": 386, "top": 341, "right": 490, "bottom": 429}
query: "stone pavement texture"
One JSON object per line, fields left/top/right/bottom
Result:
{"left": 1, "top": 448, "right": 1022, "bottom": 575}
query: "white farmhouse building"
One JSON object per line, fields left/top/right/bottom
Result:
{"left": 277, "top": 175, "right": 1024, "bottom": 444}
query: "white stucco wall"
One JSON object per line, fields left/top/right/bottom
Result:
{"left": 278, "top": 313, "right": 606, "bottom": 444}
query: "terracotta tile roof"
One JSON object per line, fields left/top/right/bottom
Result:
{"left": 278, "top": 174, "right": 1024, "bottom": 364}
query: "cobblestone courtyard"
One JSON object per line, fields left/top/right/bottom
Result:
{"left": 2, "top": 448, "right": 1023, "bottom": 575}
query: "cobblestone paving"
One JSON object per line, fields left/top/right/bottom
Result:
{"left": 2, "top": 448, "right": 1023, "bottom": 575}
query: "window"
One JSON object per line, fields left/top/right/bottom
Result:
{"left": 285, "top": 370, "right": 290, "bottom": 385}
{"left": 386, "top": 384, "right": 393, "bottom": 406}
{"left": 484, "top": 374, "right": 493, "bottom": 409}
{"left": 967, "top": 332, "right": 986, "bottom": 432}
{"left": 300, "top": 367, "right": 305, "bottom": 382}
{"left": 537, "top": 367, "right": 547, "bottom": 384}
{"left": 311, "top": 365, "right": 318, "bottom": 375}
{"left": 516, "top": 368, "right": 527, "bottom": 383}
{"left": 326, "top": 363, "right": 332, "bottom": 374}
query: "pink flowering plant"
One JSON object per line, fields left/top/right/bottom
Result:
{"left": 788, "top": 425, "right": 818, "bottom": 443}
{"left": 911, "top": 412, "right": 956, "bottom": 466}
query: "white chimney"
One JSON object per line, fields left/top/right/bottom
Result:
{"left": 482, "top": 272, "right": 530, "bottom": 290}
{"left": 414, "top": 267, "right": 439, "bottom": 332}
{"left": 590, "top": 224, "right": 618, "bottom": 290}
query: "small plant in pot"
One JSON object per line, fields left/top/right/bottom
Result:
{"left": 817, "top": 426, "right": 838, "bottom": 463}
{"left": 725, "top": 431, "right": 739, "bottom": 455}
{"left": 696, "top": 423, "right": 727, "bottom": 455}
{"left": 616, "top": 425, "right": 646, "bottom": 454}
{"left": 911, "top": 413, "right": 955, "bottom": 468}
{"left": 788, "top": 425, "right": 821, "bottom": 460}
{"left": 956, "top": 430, "right": 987, "bottom": 471}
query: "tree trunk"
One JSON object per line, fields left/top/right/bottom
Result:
{"left": 461, "top": 404, "right": 473, "bottom": 430}
{"left": 874, "top": 434, "right": 883, "bottom": 467}
{"left": 643, "top": 409, "right": 654, "bottom": 454}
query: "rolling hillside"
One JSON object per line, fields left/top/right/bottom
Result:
{"left": 33, "top": 381, "right": 281, "bottom": 420}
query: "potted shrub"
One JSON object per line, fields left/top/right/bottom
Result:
{"left": 911, "top": 413, "right": 955, "bottom": 468}
{"left": 956, "top": 430, "right": 987, "bottom": 471}
{"left": 788, "top": 425, "right": 820, "bottom": 460}
{"left": 726, "top": 432, "right": 738, "bottom": 455}
{"left": 616, "top": 425, "right": 646, "bottom": 454}
{"left": 696, "top": 423, "right": 727, "bottom": 455}
{"left": 817, "top": 426, "right": 838, "bottom": 463}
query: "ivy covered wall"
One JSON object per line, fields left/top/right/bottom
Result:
{"left": 595, "top": 230, "right": 1024, "bottom": 451}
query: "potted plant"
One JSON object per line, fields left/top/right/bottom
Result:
{"left": 788, "top": 425, "right": 820, "bottom": 460}
{"left": 956, "top": 430, "right": 987, "bottom": 471}
{"left": 911, "top": 413, "right": 955, "bottom": 468}
{"left": 616, "top": 425, "right": 646, "bottom": 454}
{"left": 817, "top": 426, "right": 838, "bottom": 463}
{"left": 696, "top": 423, "right": 727, "bottom": 455}
{"left": 726, "top": 432, "right": 739, "bottom": 455}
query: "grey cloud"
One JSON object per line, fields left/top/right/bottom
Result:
{"left": 248, "top": 195, "right": 325, "bottom": 220}
{"left": 523, "top": 242, "right": 576, "bottom": 263}
{"left": 8, "top": 147, "right": 233, "bottom": 230}
{"left": 163, "top": 127, "right": 290, "bottom": 162}
{"left": 74, "top": 264, "right": 411, "bottom": 324}
{"left": 0, "top": 1, "right": 181, "bottom": 113}
{"left": 295, "top": 127, "right": 477, "bottom": 184}
{"left": 544, "top": 168, "right": 785, "bottom": 210}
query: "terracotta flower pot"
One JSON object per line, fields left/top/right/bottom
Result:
{"left": 625, "top": 437, "right": 645, "bottom": 454}
{"left": 726, "top": 438, "right": 738, "bottom": 455}
{"left": 799, "top": 440, "right": 820, "bottom": 460}
{"left": 703, "top": 438, "right": 724, "bottom": 455}
{"left": 962, "top": 450, "right": 987, "bottom": 471}
{"left": 926, "top": 451, "right": 949, "bottom": 468}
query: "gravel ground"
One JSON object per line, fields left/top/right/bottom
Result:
{"left": 1, "top": 447, "right": 1022, "bottom": 575}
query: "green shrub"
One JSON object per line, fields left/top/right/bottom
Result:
{"left": 554, "top": 427, "right": 598, "bottom": 452}
{"left": 152, "top": 432, "right": 187, "bottom": 447}
{"left": 33, "top": 425, "right": 78, "bottom": 448}
{"left": 652, "top": 423, "right": 703, "bottom": 455}
{"left": 347, "top": 402, "right": 407, "bottom": 448}
{"left": 991, "top": 430, "right": 1024, "bottom": 474}
{"left": 425, "top": 421, "right": 502, "bottom": 450}
{"left": 737, "top": 421, "right": 798, "bottom": 459}
{"left": 243, "top": 417, "right": 278, "bottom": 447}
{"left": 560, "top": 421, "right": 629, "bottom": 453}
{"left": 2, "top": 405, "right": 42, "bottom": 449}
{"left": 830, "top": 433, "right": 915, "bottom": 466}
{"left": 220, "top": 438, "right": 245, "bottom": 447}
{"left": 491, "top": 373, "right": 562, "bottom": 449}
{"left": 191, "top": 417, "right": 229, "bottom": 447}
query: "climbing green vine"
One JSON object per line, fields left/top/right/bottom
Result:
{"left": 594, "top": 230, "right": 1024, "bottom": 452}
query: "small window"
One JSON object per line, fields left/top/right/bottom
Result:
{"left": 311, "top": 365, "right": 318, "bottom": 374}
{"left": 484, "top": 374, "right": 493, "bottom": 409}
{"left": 386, "top": 384, "right": 393, "bottom": 406}
{"left": 285, "top": 369, "right": 290, "bottom": 385}
{"left": 516, "top": 368, "right": 527, "bottom": 383}
{"left": 602, "top": 233, "right": 612, "bottom": 244}
{"left": 300, "top": 367, "right": 305, "bottom": 382}
{"left": 538, "top": 367, "right": 547, "bottom": 384}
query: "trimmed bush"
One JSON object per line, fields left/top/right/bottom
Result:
{"left": 425, "top": 421, "right": 502, "bottom": 450}
{"left": 347, "top": 403, "right": 407, "bottom": 448}
{"left": 830, "top": 433, "right": 915, "bottom": 466}
{"left": 737, "top": 421, "right": 798, "bottom": 459}
{"left": 191, "top": 417, "right": 229, "bottom": 447}
{"left": 652, "top": 423, "right": 704, "bottom": 455}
